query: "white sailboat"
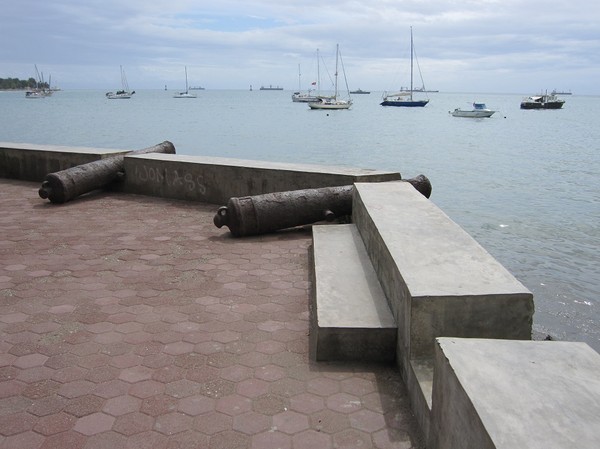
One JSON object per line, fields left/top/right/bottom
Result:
{"left": 308, "top": 44, "right": 352, "bottom": 110}
{"left": 25, "top": 65, "right": 52, "bottom": 98}
{"left": 381, "top": 27, "right": 429, "bottom": 107}
{"left": 106, "top": 66, "right": 135, "bottom": 99}
{"left": 173, "top": 66, "right": 197, "bottom": 98}
{"left": 292, "top": 60, "right": 318, "bottom": 103}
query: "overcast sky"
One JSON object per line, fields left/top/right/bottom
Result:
{"left": 2, "top": 0, "right": 599, "bottom": 94}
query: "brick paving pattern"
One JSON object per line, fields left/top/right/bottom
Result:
{"left": 0, "top": 179, "right": 424, "bottom": 448}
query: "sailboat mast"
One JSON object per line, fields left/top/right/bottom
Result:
{"left": 410, "top": 27, "right": 414, "bottom": 101}
{"left": 316, "top": 49, "right": 320, "bottom": 95}
{"left": 334, "top": 44, "right": 339, "bottom": 99}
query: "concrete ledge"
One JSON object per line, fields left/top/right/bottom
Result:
{"left": 352, "top": 181, "right": 534, "bottom": 360}
{"left": 0, "top": 142, "right": 128, "bottom": 182}
{"left": 430, "top": 338, "right": 600, "bottom": 449}
{"left": 310, "top": 224, "right": 397, "bottom": 362}
{"left": 121, "top": 153, "right": 401, "bottom": 204}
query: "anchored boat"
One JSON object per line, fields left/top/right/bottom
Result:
{"left": 450, "top": 103, "right": 495, "bottom": 118}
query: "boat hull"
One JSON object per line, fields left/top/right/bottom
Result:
{"left": 308, "top": 102, "right": 352, "bottom": 110}
{"left": 292, "top": 93, "right": 319, "bottom": 103}
{"left": 520, "top": 102, "right": 564, "bottom": 109}
{"left": 106, "top": 94, "right": 133, "bottom": 99}
{"left": 380, "top": 100, "right": 429, "bottom": 107}
{"left": 451, "top": 110, "right": 495, "bottom": 118}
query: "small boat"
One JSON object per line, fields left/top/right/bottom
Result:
{"left": 292, "top": 62, "right": 319, "bottom": 103}
{"left": 381, "top": 27, "right": 429, "bottom": 107}
{"left": 25, "top": 65, "right": 52, "bottom": 98}
{"left": 106, "top": 66, "right": 135, "bottom": 99}
{"left": 520, "top": 92, "right": 565, "bottom": 109}
{"left": 551, "top": 89, "right": 572, "bottom": 95}
{"left": 173, "top": 66, "right": 197, "bottom": 98}
{"left": 260, "top": 85, "right": 283, "bottom": 90}
{"left": 450, "top": 102, "right": 495, "bottom": 118}
{"left": 309, "top": 44, "right": 352, "bottom": 110}
{"left": 350, "top": 88, "right": 370, "bottom": 94}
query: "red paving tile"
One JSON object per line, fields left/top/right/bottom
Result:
{"left": 0, "top": 179, "right": 425, "bottom": 448}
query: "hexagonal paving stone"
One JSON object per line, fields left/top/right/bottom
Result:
{"left": 272, "top": 410, "right": 309, "bottom": 434}
{"left": 73, "top": 412, "right": 115, "bottom": 435}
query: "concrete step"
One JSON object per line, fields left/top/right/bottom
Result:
{"left": 310, "top": 224, "right": 397, "bottom": 362}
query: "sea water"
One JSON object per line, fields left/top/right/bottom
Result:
{"left": 1, "top": 89, "right": 599, "bottom": 351}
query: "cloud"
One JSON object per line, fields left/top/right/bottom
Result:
{"left": 2, "top": 0, "right": 599, "bottom": 93}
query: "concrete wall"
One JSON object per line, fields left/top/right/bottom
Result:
{"left": 0, "top": 143, "right": 402, "bottom": 204}
{"left": 352, "top": 181, "right": 533, "bottom": 361}
{"left": 351, "top": 181, "right": 534, "bottom": 436}
{"left": 430, "top": 338, "right": 600, "bottom": 449}
{"left": 0, "top": 142, "right": 128, "bottom": 182}
{"left": 121, "top": 153, "right": 401, "bottom": 204}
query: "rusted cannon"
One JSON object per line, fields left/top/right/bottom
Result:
{"left": 38, "top": 141, "right": 176, "bottom": 203}
{"left": 214, "top": 175, "right": 431, "bottom": 237}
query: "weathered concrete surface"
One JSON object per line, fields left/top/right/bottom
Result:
{"left": 122, "top": 153, "right": 401, "bottom": 204}
{"left": 430, "top": 338, "right": 600, "bottom": 449}
{"left": 0, "top": 142, "right": 128, "bottom": 182}
{"left": 352, "top": 181, "right": 534, "bottom": 361}
{"left": 310, "top": 224, "right": 397, "bottom": 362}
{"left": 351, "top": 181, "right": 534, "bottom": 435}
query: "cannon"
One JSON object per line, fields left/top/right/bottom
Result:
{"left": 38, "top": 141, "right": 176, "bottom": 203}
{"left": 214, "top": 175, "right": 431, "bottom": 237}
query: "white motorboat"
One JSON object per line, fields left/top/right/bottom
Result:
{"left": 450, "top": 103, "right": 495, "bottom": 118}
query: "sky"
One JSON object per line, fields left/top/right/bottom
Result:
{"left": 2, "top": 0, "right": 600, "bottom": 94}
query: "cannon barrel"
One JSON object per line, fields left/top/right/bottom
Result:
{"left": 39, "top": 141, "right": 176, "bottom": 203}
{"left": 214, "top": 175, "right": 431, "bottom": 237}
{"left": 214, "top": 185, "right": 353, "bottom": 237}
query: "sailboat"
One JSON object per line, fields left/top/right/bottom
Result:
{"left": 173, "top": 66, "right": 197, "bottom": 98}
{"left": 292, "top": 60, "right": 318, "bottom": 103}
{"left": 308, "top": 44, "right": 352, "bottom": 110}
{"left": 381, "top": 27, "right": 429, "bottom": 107}
{"left": 25, "top": 65, "right": 52, "bottom": 98}
{"left": 106, "top": 66, "right": 135, "bottom": 99}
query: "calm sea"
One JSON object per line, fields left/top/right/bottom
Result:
{"left": 1, "top": 89, "right": 599, "bottom": 352}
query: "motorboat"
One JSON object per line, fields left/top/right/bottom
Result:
{"left": 450, "top": 103, "right": 495, "bottom": 118}
{"left": 520, "top": 93, "right": 565, "bottom": 109}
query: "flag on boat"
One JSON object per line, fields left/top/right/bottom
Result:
{"left": 311, "top": 81, "right": 317, "bottom": 85}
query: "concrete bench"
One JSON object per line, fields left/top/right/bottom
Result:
{"left": 430, "top": 338, "right": 600, "bottom": 449}
{"left": 310, "top": 224, "right": 397, "bottom": 362}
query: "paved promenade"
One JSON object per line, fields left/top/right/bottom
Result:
{"left": 0, "top": 179, "right": 423, "bottom": 449}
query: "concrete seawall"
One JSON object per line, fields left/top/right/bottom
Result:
{"left": 0, "top": 142, "right": 400, "bottom": 204}
{"left": 2, "top": 141, "right": 598, "bottom": 448}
